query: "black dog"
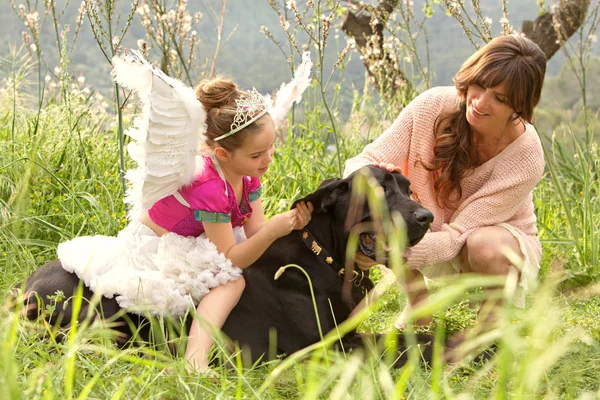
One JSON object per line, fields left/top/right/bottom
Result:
{"left": 15, "top": 166, "right": 434, "bottom": 364}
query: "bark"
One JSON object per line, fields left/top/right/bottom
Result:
{"left": 522, "top": 0, "right": 591, "bottom": 59}
{"left": 341, "top": 0, "right": 412, "bottom": 107}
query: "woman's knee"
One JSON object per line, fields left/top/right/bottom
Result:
{"left": 464, "top": 227, "right": 522, "bottom": 275}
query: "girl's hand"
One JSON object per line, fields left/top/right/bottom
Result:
{"left": 292, "top": 201, "right": 314, "bottom": 230}
{"left": 265, "top": 201, "right": 314, "bottom": 240}
{"left": 266, "top": 209, "right": 299, "bottom": 240}
{"left": 373, "top": 162, "right": 403, "bottom": 174}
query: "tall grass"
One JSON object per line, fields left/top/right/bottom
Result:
{"left": 536, "top": 2, "right": 600, "bottom": 286}
{"left": 1, "top": 0, "right": 599, "bottom": 398}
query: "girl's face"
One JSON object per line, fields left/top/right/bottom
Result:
{"left": 225, "top": 119, "right": 276, "bottom": 178}
{"left": 465, "top": 82, "right": 516, "bottom": 138}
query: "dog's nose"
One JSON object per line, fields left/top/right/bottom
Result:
{"left": 413, "top": 208, "right": 434, "bottom": 227}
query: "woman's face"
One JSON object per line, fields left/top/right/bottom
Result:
{"left": 465, "top": 82, "right": 516, "bottom": 138}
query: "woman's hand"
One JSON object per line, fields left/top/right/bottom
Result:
{"left": 354, "top": 252, "right": 379, "bottom": 271}
{"left": 373, "top": 162, "right": 403, "bottom": 174}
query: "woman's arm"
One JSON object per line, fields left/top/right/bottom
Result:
{"left": 405, "top": 140, "right": 545, "bottom": 269}
{"left": 343, "top": 93, "right": 421, "bottom": 178}
{"left": 343, "top": 87, "right": 456, "bottom": 178}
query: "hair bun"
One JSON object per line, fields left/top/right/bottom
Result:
{"left": 195, "top": 78, "right": 238, "bottom": 110}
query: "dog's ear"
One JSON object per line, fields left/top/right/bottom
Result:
{"left": 294, "top": 178, "right": 349, "bottom": 213}
{"left": 317, "top": 177, "right": 337, "bottom": 189}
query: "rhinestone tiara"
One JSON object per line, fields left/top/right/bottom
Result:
{"left": 213, "top": 88, "right": 271, "bottom": 142}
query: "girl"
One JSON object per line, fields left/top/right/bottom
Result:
{"left": 57, "top": 53, "right": 314, "bottom": 374}
{"left": 141, "top": 78, "right": 313, "bottom": 372}
{"left": 346, "top": 34, "right": 547, "bottom": 330}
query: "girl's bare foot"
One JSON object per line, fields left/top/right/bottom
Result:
{"left": 186, "top": 361, "right": 220, "bottom": 378}
{"left": 186, "top": 360, "right": 209, "bottom": 374}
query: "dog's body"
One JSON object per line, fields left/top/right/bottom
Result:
{"left": 18, "top": 166, "right": 434, "bottom": 364}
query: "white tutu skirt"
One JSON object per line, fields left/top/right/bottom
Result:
{"left": 57, "top": 221, "right": 244, "bottom": 317}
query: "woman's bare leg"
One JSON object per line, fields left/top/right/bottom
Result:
{"left": 394, "top": 268, "right": 433, "bottom": 330}
{"left": 460, "top": 226, "right": 523, "bottom": 327}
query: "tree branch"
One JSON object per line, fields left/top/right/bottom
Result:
{"left": 522, "top": 0, "right": 590, "bottom": 59}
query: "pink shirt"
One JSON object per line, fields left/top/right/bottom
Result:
{"left": 344, "top": 87, "right": 545, "bottom": 268}
{"left": 148, "top": 156, "right": 262, "bottom": 237}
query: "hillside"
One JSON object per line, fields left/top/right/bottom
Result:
{"left": 0, "top": 0, "right": 582, "bottom": 97}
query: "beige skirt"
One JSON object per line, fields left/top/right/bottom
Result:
{"left": 416, "top": 223, "right": 541, "bottom": 308}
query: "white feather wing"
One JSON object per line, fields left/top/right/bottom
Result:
{"left": 111, "top": 50, "right": 207, "bottom": 220}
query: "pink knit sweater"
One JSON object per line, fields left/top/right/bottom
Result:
{"left": 344, "top": 86, "right": 545, "bottom": 268}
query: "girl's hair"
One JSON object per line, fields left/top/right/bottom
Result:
{"left": 195, "top": 77, "right": 272, "bottom": 151}
{"left": 425, "top": 34, "right": 547, "bottom": 209}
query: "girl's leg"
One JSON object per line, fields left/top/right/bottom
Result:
{"left": 185, "top": 276, "right": 245, "bottom": 372}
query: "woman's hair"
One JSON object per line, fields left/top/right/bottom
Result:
{"left": 425, "top": 34, "right": 547, "bottom": 209}
{"left": 195, "top": 77, "right": 272, "bottom": 151}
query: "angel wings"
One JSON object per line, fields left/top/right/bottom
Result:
{"left": 111, "top": 50, "right": 312, "bottom": 220}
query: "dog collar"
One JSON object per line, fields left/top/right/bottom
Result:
{"left": 298, "top": 229, "right": 366, "bottom": 285}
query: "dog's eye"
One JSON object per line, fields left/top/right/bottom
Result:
{"left": 409, "top": 189, "right": 413, "bottom": 196}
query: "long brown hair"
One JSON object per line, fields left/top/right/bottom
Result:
{"left": 425, "top": 34, "right": 547, "bottom": 209}
{"left": 195, "top": 77, "right": 272, "bottom": 151}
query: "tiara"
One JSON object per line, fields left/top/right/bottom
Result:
{"left": 213, "top": 88, "right": 271, "bottom": 142}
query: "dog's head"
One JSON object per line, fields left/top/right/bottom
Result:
{"left": 296, "top": 165, "right": 433, "bottom": 260}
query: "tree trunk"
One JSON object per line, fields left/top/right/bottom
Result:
{"left": 341, "top": 0, "right": 413, "bottom": 109}
{"left": 522, "top": 0, "right": 590, "bottom": 60}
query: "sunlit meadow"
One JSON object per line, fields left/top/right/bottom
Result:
{"left": 1, "top": 0, "right": 599, "bottom": 398}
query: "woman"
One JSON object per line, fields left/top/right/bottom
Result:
{"left": 345, "top": 34, "right": 547, "bottom": 329}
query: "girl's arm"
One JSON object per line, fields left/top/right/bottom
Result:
{"left": 204, "top": 220, "right": 281, "bottom": 269}
{"left": 205, "top": 201, "right": 312, "bottom": 269}
{"left": 243, "top": 199, "right": 268, "bottom": 238}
